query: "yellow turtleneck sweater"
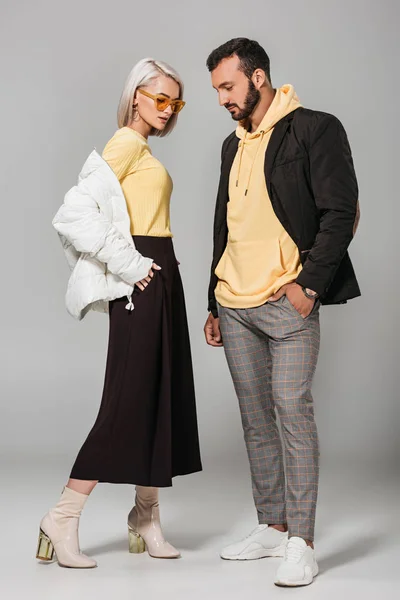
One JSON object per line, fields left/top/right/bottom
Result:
{"left": 102, "top": 126, "right": 173, "bottom": 237}
{"left": 215, "top": 85, "right": 303, "bottom": 309}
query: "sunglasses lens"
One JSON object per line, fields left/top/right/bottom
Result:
{"left": 156, "top": 98, "right": 169, "bottom": 111}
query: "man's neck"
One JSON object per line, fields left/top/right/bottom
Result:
{"left": 247, "top": 88, "right": 276, "bottom": 133}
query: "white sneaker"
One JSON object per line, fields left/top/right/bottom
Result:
{"left": 274, "top": 537, "right": 318, "bottom": 587}
{"left": 220, "top": 525, "right": 288, "bottom": 560}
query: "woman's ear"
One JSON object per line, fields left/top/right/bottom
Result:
{"left": 131, "top": 95, "right": 139, "bottom": 121}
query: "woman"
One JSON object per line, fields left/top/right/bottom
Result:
{"left": 37, "top": 58, "right": 202, "bottom": 568}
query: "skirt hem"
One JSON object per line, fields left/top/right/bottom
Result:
{"left": 69, "top": 465, "right": 203, "bottom": 487}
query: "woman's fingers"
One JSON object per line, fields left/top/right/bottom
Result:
{"left": 136, "top": 263, "right": 161, "bottom": 292}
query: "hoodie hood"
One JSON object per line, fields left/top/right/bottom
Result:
{"left": 235, "top": 85, "right": 302, "bottom": 194}
{"left": 236, "top": 84, "right": 302, "bottom": 139}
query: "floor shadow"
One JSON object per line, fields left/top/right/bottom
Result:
{"left": 85, "top": 538, "right": 128, "bottom": 555}
{"left": 163, "top": 530, "right": 221, "bottom": 551}
{"left": 85, "top": 528, "right": 221, "bottom": 555}
{"left": 318, "top": 532, "right": 386, "bottom": 574}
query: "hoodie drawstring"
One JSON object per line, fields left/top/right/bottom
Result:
{"left": 236, "top": 130, "right": 266, "bottom": 197}
{"left": 236, "top": 132, "right": 247, "bottom": 188}
{"left": 233, "top": 85, "right": 302, "bottom": 199}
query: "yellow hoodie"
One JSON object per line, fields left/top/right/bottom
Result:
{"left": 215, "top": 85, "right": 303, "bottom": 309}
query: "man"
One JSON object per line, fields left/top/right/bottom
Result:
{"left": 204, "top": 38, "right": 360, "bottom": 587}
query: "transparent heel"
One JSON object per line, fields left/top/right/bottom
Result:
{"left": 128, "top": 527, "right": 146, "bottom": 554}
{"left": 36, "top": 528, "right": 55, "bottom": 561}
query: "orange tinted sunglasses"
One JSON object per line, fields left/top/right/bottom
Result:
{"left": 137, "top": 88, "right": 186, "bottom": 114}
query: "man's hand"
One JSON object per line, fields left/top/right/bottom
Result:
{"left": 269, "top": 283, "right": 315, "bottom": 319}
{"left": 204, "top": 312, "right": 223, "bottom": 347}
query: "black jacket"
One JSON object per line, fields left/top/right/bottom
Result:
{"left": 208, "top": 107, "right": 361, "bottom": 318}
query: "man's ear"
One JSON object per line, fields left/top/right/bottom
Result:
{"left": 252, "top": 68, "right": 266, "bottom": 89}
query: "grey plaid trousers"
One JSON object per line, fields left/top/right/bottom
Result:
{"left": 218, "top": 295, "right": 320, "bottom": 541}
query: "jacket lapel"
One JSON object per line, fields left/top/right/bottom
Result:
{"left": 265, "top": 112, "right": 294, "bottom": 182}
{"left": 221, "top": 136, "right": 239, "bottom": 196}
{"left": 215, "top": 135, "right": 239, "bottom": 233}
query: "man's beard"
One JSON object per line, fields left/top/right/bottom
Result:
{"left": 228, "top": 80, "right": 260, "bottom": 121}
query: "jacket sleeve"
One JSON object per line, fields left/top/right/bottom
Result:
{"left": 52, "top": 175, "right": 154, "bottom": 287}
{"left": 207, "top": 162, "right": 222, "bottom": 318}
{"left": 207, "top": 134, "right": 233, "bottom": 318}
{"left": 296, "top": 114, "right": 359, "bottom": 297}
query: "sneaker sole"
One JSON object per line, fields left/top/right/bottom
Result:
{"left": 221, "top": 545, "right": 286, "bottom": 561}
{"left": 274, "top": 566, "right": 319, "bottom": 587}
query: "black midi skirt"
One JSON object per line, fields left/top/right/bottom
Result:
{"left": 70, "top": 236, "right": 202, "bottom": 486}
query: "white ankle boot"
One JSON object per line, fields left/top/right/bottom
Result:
{"left": 127, "top": 486, "right": 180, "bottom": 559}
{"left": 36, "top": 486, "right": 97, "bottom": 568}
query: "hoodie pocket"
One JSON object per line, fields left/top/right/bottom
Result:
{"left": 216, "top": 239, "right": 286, "bottom": 297}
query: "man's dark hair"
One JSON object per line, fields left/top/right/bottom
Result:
{"left": 206, "top": 38, "right": 271, "bottom": 84}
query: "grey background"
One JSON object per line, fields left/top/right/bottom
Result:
{"left": 0, "top": 1, "right": 398, "bottom": 598}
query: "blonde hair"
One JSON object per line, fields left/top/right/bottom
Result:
{"left": 117, "top": 58, "right": 184, "bottom": 137}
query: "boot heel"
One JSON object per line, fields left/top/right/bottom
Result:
{"left": 36, "top": 528, "right": 55, "bottom": 561}
{"left": 128, "top": 527, "right": 146, "bottom": 554}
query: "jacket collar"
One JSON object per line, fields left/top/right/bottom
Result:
{"left": 265, "top": 109, "right": 297, "bottom": 183}
{"left": 221, "top": 110, "right": 298, "bottom": 188}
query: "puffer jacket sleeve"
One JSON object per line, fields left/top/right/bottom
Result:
{"left": 52, "top": 177, "right": 154, "bottom": 287}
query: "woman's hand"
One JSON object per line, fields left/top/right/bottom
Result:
{"left": 135, "top": 263, "right": 161, "bottom": 292}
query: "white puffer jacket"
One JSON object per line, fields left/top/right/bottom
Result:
{"left": 52, "top": 150, "right": 154, "bottom": 320}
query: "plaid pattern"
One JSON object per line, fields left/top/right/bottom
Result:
{"left": 218, "top": 295, "right": 320, "bottom": 541}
